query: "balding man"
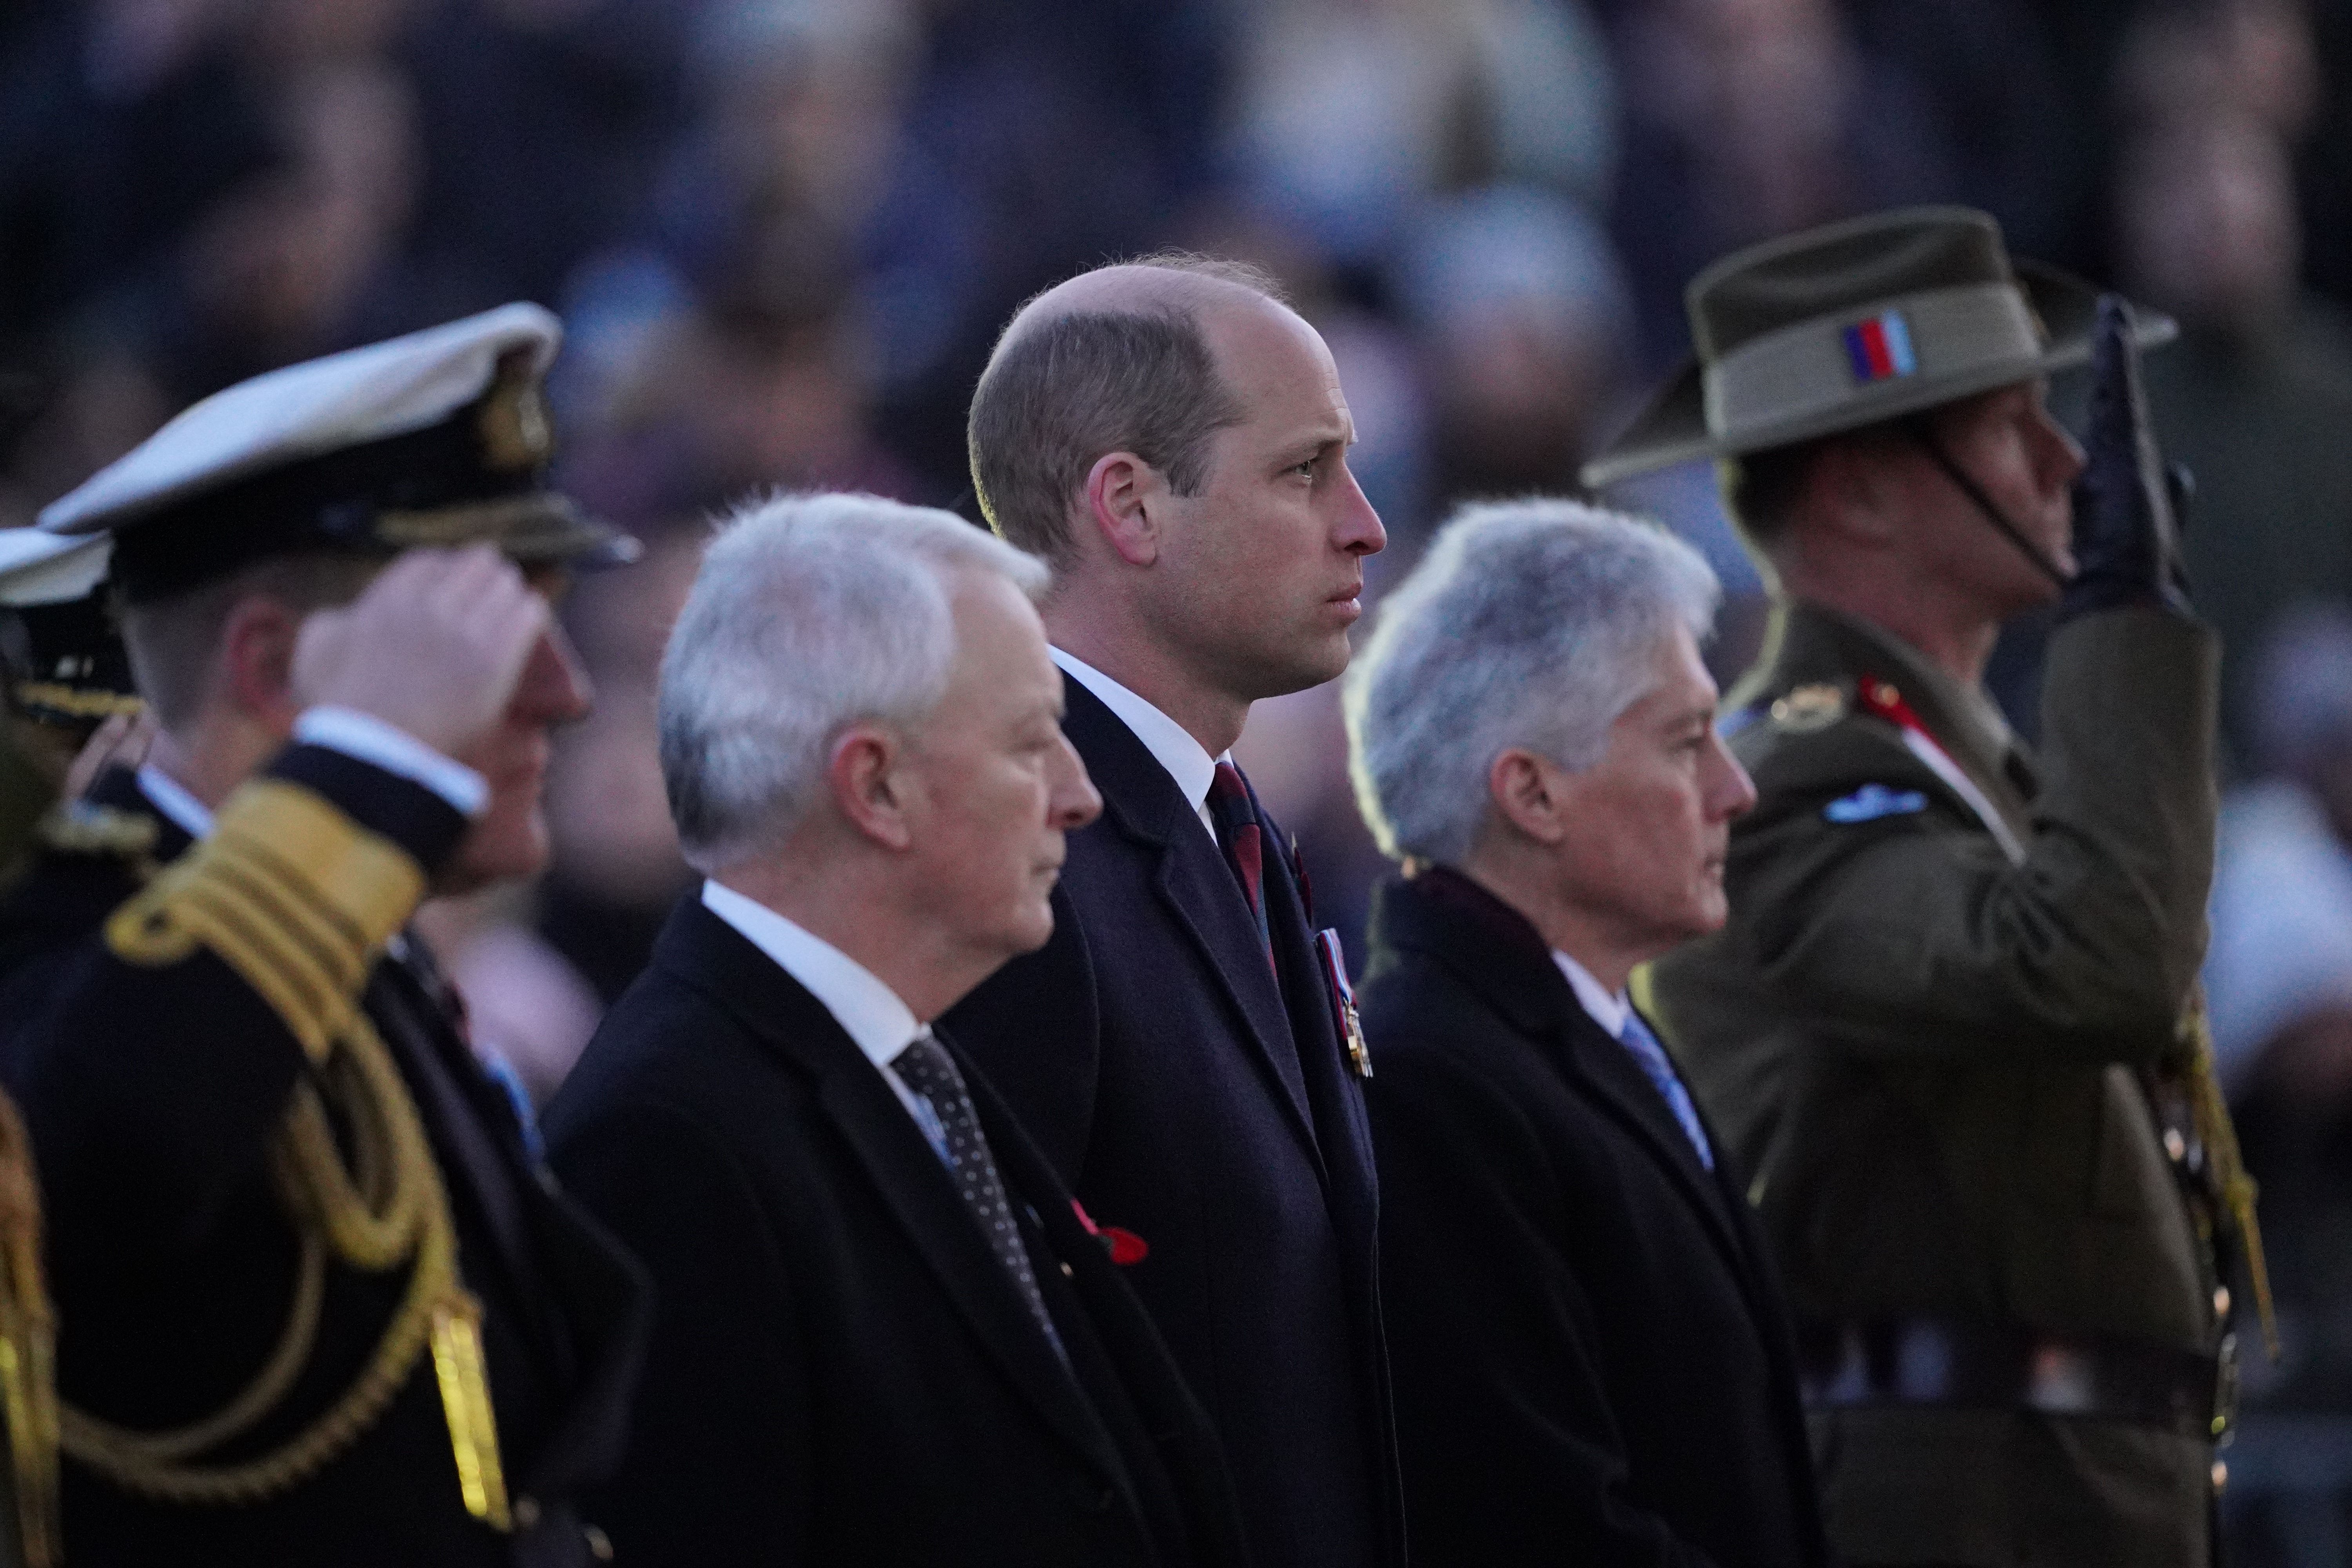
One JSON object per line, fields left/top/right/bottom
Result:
{"left": 943, "top": 257, "right": 1401, "bottom": 1568}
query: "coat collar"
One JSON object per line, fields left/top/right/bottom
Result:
{"left": 1368, "top": 867, "right": 1751, "bottom": 1270}
{"left": 1741, "top": 600, "right": 2037, "bottom": 822}
{"left": 644, "top": 895, "right": 1125, "bottom": 1481}
{"left": 1059, "top": 675, "right": 1323, "bottom": 1166}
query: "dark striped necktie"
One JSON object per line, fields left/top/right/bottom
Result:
{"left": 1205, "top": 760, "right": 1274, "bottom": 965}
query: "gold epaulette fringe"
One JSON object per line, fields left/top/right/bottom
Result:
{"left": 46, "top": 777, "right": 514, "bottom": 1533}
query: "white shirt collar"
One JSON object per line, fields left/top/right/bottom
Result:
{"left": 138, "top": 764, "right": 214, "bottom": 841}
{"left": 700, "top": 880, "right": 924, "bottom": 1071}
{"left": 1552, "top": 949, "right": 1631, "bottom": 1040}
{"left": 1050, "top": 646, "right": 1222, "bottom": 837}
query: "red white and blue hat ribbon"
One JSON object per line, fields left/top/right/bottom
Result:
{"left": 1842, "top": 310, "right": 1918, "bottom": 383}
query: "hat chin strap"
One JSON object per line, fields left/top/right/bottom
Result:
{"left": 1900, "top": 417, "right": 2072, "bottom": 590}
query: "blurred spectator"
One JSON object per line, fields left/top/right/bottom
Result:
{"left": 2114, "top": 104, "right": 2352, "bottom": 766}
{"left": 535, "top": 518, "right": 703, "bottom": 1007}
{"left": 400, "top": 0, "right": 693, "bottom": 314}
{"left": 1606, "top": 0, "right": 1957, "bottom": 373}
{"left": 855, "top": 0, "right": 1228, "bottom": 495}
{"left": 2208, "top": 606, "right": 2352, "bottom": 1564}
{"left": 1392, "top": 186, "right": 1630, "bottom": 527}
{"left": 1223, "top": 0, "right": 1616, "bottom": 270}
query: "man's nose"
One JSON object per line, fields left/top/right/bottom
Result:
{"left": 514, "top": 622, "right": 593, "bottom": 724}
{"left": 1052, "top": 735, "right": 1103, "bottom": 831}
{"left": 1708, "top": 740, "right": 1758, "bottom": 822}
{"left": 1332, "top": 461, "right": 1386, "bottom": 557}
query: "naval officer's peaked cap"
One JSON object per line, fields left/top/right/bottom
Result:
{"left": 38, "top": 303, "right": 637, "bottom": 603}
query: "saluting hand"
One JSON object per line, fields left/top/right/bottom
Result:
{"left": 2062, "top": 294, "right": 2192, "bottom": 620}
{"left": 291, "top": 546, "right": 551, "bottom": 760}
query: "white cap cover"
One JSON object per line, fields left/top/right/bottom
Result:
{"left": 39, "top": 303, "right": 561, "bottom": 536}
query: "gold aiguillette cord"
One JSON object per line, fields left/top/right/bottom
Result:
{"left": 429, "top": 1289, "right": 511, "bottom": 1531}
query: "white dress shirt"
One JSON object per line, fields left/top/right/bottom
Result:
{"left": 698, "top": 880, "right": 951, "bottom": 1158}
{"left": 1552, "top": 948, "right": 1633, "bottom": 1041}
{"left": 136, "top": 705, "right": 489, "bottom": 841}
{"left": 1051, "top": 646, "right": 1225, "bottom": 841}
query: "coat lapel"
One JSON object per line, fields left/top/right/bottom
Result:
{"left": 1377, "top": 870, "right": 1755, "bottom": 1285}
{"left": 650, "top": 900, "right": 1123, "bottom": 1481}
{"left": 1061, "top": 678, "right": 1323, "bottom": 1166}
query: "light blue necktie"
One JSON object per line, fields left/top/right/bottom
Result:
{"left": 1617, "top": 1012, "right": 1715, "bottom": 1171}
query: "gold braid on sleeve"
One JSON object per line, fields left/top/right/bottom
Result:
{"left": 60, "top": 779, "right": 514, "bottom": 1530}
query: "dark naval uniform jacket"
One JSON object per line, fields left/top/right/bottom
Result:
{"left": 943, "top": 671, "right": 1404, "bottom": 1568}
{"left": 1361, "top": 866, "right": 1829, "bottom": 1567}
{"left": 543, "top": 894, "right": 1251, "bottom": 1568}
{"left": 0, "top": 750, "right": 650, "bottom": 1568}
{"left": 1649, "top": 600, "right": 2231, "bottom": 1568}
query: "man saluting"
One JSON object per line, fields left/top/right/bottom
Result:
{"left": 1602, "top": 208, "right": 2248, "bottom": 1568}
{"left": 0, "top": 307, "right": 649, "bottom": 1567}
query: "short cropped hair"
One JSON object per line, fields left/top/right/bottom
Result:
{"left": 658, "top": 491, "right": 1051, "bottom": 870}
{"left": 121, "top": 553, "right": 384, "bottom": 731}
{"left": 1345, "top": 497, "right": 1720, "bottom": 866}
{"left": 967, "top": 254, "right": 1285, "bottom": 566}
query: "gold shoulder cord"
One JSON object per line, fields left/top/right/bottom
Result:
{"left": 29, "top": 779, "right": 517, "bottom": 1546}
{"left": 2179, "top": 988, "right": 2278, "bottom": 1362}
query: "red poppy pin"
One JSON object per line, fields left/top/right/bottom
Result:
{"left": 1070, "top": 1200, "right": 1150, "bottom": 1265}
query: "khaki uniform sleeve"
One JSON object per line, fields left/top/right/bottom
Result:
{"left": 1733, "top": 606, "right": 2217, "bottom": 1068}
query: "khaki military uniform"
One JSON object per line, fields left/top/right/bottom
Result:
{"left": 1649, "top": 598, "right": 2232, "bottom": 1568}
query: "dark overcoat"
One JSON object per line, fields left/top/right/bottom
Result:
{"left": 0, "top": 751, "right": 649, "bottom": 1568}
{"left": 943, "top": 674, "right": 1404, "bottom": 1568}
{"left": 543, "top": 895, "right": 1252, "bottom": 1568}
{"left": 1360, "top": 866, "right": 1830, "bottom": 1568}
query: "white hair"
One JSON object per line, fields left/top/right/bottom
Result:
{"left": 1344, "top": 497, "right": 1720, "bottom": 866}
{"left": 659, "top": 490, "right": 1051, "bottom": 870}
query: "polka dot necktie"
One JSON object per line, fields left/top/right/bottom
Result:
{"left": 891, "top": 1029, "right": 1064, "bottom": 1355}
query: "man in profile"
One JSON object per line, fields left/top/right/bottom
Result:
{"left": 945, "top": 256, "right": 1401, "bottom": 1568}
{"left": 1603, "top": 208, "right": 2240, "bottom": 1566}
{"left": 0, "top": 305, "right": 648, "bottom": 1566}
{"left": 1345, "top": 498, "right": 1828, "bottom": 1566}
{"left": 546, "top": 492, "right": 1249, "bottom": 1568}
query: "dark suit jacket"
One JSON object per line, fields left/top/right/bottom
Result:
{"left": 944, "top": 674, "right": 1403, "bottom": 1568}
{"left": 0, "top": 753, "right": 649, "bottom": 1568}
{"left": 1359, "top": 868, "right": 1829, "bottom": 1568}
{"left": 543, "top": 895, "right": 1250, "bottom": 1568}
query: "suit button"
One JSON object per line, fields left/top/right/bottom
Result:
{"left": 1060, "top": 1261, "right": 1074, "bottom": 1279}
{"left": 513, "top": 1495, "right": 541, "bottom": 1530}
{"left": 2164, "top": 1128, "right": 2187, "bottom": 1163}
{"left": 2212, "top": 1459, "right": 2229, "bottom": 1494}
{"left": 1066, "top": 1474, "right": 1114, "bottom": 1514}
{"left": 584, "top": 1524, "right": 614, "bottom": 1561}
{"left": 2215, "top": 1285, "right": 2232, "bottom": 1318}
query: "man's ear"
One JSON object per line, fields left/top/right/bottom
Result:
{"left": 1809, "top": 436, "right": 1900, "bottom": 547}
{"left": 1083, "top": 451, "right": 1163, "bottom": 568}
{"left": 1487, "top": 748, "right": 1570, "bottom": 846}
{"left": 828, "top": 724, "right": 915, "bottom": 851}
{"left": 216, "top": 595, "right": 304, "bottom": 729}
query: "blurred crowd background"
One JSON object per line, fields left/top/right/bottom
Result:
{"left": 6, "top": 0, "right": 2352, "bottom": 1557}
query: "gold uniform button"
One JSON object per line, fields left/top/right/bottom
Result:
{"left": 513, "top": 1496, "right": 541, "bottom": 1530}
{"left": 2164, "top": 1128, "right": 2188, "bottom": 1163}
{"left": 2215, "top": 1285, "right": 2232, "bottom": 1318}
{"left": 2212, "top": 1459, "right": 2229, "bottom": 1494}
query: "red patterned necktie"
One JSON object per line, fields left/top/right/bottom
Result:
{"left": 1207, "top": 761, "right": 1274, "bottom": 965}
